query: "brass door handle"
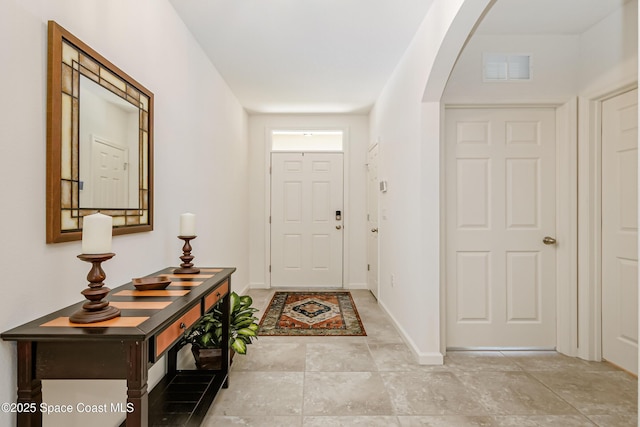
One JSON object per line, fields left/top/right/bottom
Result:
{"left": 371, "top": 228, "right": 378, "bottom": 233}
{"left": 336, "top": 225, "right": 342, "bottom": 230}
{"left": 543, "top": 236, "right": 557, "bottom": 245}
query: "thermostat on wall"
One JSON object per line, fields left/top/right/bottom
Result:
{"left": 379, "top": 180, "right": 388, "bottom": 193}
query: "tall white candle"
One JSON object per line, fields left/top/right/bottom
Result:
{"left": 180, "top": 213, "right": 196, "bottom": 236}
{"left": 82, "top": 213, "right": 113, "bottom": 254}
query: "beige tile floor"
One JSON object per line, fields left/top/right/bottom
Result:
{"left": 202, "top": 289, "right": 638, "bottom": 427}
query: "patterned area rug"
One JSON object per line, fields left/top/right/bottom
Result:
{"left": 258, "top": 291, "right": 366, "bottom": 336}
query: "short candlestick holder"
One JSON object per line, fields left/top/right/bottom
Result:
{"left": 174, "top": 236, "right": 200, "bottom": 274}
{"left": 69, "top": 253, "right": 121, "bottom": 324}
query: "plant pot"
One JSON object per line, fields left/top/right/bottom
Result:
{"left": 191, "top": 347, "right": 235, "bottom": 370}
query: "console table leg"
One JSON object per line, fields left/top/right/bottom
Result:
{"left": 16, "top": 341, "right": 42, "bottom": 427}
{"left": 167, "top": 346, "right": 177, "bottom": 375}
{"left": 126, "top": 341, "right": 148, "bottom": 427}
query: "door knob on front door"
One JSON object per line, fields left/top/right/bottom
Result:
{"left": 542, "top": 236, "right": 557, "bottom": 245}
{"left": 336, "top": 225, "right": 342, "bottom": 230}
{"left": 371, "top": 228, "right": 378, "bottom": 233}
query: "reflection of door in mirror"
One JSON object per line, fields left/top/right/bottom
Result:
{"left": 88, "top": 136, "right": 129, "bottom": 208}
{"left": 79, "top": 75, "right": 139, "bottom": 209}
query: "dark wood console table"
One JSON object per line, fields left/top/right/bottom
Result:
{"left": 1, "top": 266, "right": 235, "bottom": 427}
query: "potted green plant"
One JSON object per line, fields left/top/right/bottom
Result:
{"left": 180, "top": 292, "right": 260, "bottom": 369}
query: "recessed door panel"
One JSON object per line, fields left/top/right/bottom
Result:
{"left": 283, "top": 234, "right": 302, "bottom": 270}
{"left": 506, "top": 251, "right": 540, "bottom": 322}
{"left": 312, "top": 182, "right": 330, "bottom": 223}
{"left": 284, "top": 182, "right": 302, "bottom": 223}
{"left": 506, "top": 121, "right": 540, "bottom": 146}
{"left": 618, "top": 259, "right": 638, "bottom": 345}
{"left": 457, "top": 121, "right": 490, "bottom": 145}
{"left": 506, "top": 158, "right": 539, "bottom": 229}
{"left": 457, "top": 159, "right": 490, "bottom": 229}
{"left": 456, "top": 252, "right": 490, "bottom": 322}
{"left": 311, "top": 234, "right": 331, "bottom": 270}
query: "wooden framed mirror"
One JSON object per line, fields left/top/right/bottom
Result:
{"left": 46, "top": 21, "right": 154, "bottom": 243}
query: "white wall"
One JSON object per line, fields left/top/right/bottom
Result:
{"left": 248, "top": 114, "right": 369, "bottom": 289}
{"left": 369, "top": 0, "right": 493, "bottom": 363}
{"left": 443, "top": 1, "right": 638, "bottom": 104}
{"left": 0, "top": 1, "right": 249, "bottom": 426}
{"left": 579, "top": 0, "right": 638, "bottom": 96}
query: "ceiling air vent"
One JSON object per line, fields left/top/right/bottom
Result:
{"left": 483, "top": 53, "right": 531, "bottom": 82}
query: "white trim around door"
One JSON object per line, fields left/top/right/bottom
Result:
{"left": 576, "top": 82, "right": 638, "bottom": 364}
{"left": 263, "top": 127, "right": 351, "bottom": 288}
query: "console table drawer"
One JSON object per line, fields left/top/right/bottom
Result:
{"left": 204, "top": 279, "right": 229, "bottom": 311}
{"left": 155, "top": 304, "right": 201, "bottom": 358}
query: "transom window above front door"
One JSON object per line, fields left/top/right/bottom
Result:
{"left": 271, "top": 130, "right": 343, "bottom": 152}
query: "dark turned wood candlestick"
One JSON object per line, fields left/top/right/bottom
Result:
{"left": 70, "top": 253, "right": 121, "bottom": 323}
{"left": 174, "top": 236, "right": 200, "bottom": 274}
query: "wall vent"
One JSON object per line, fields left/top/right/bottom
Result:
{"left": 483, "top": 53, "right": 531, "bottom": 82}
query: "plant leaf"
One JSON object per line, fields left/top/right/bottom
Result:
{"left": 236, "top": 327, "right": 257, "bottom": 337}
{"left": 234, "top": 308, "right": 257, "bottom": 318}
{"left": 230, "top": 337, "right": 247, "bottom": 354}
{"left": 233, "top": 318, "right": 256, "bottom": 329}
{"left": 239, "top": 295, "right": 253, "bottom": 307}
{"left": 230, "top": 292, "right": 240, "bottom": 314}
{"left": 200, "top": 332, "right": 212, "bottom": 347}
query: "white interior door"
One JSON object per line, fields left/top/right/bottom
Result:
{"left": 271, "top": 152, "right": 344, "bottom": 287}
{"left": 602, "top": 88, "right": 638, "bottom": 374}
{"left": 367, "top": 144, "right": 379, "bottom": 298}
{"left": 446, "top": 107, "right": 557, "bottom": 348}
{"left": 90, "top": 137, "right": 128, "bottom": 208}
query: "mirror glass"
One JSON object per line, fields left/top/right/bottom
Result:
{"left": 47, "top": 21, "right": 153, "bottom": 243}
{"left": 79, "top": 75, "right": 139, "bottom": 209}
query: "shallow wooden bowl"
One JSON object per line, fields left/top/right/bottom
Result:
{"left": 133, "top": 275, "right": 171, "bottom": 291}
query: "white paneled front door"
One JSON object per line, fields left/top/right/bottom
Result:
{"left": 271, "top": 152, "right": 344, "bottom": 287}
{"left": 446, "top": 107, "right": 557, "bottom": 348}
{"left": 602, "top": 88, "right": 638, "bottom": 374}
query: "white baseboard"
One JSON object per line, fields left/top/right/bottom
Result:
{"left": 378, "top": 299, "right": 444, "bottom": 366}
{"left": 247, "top": 282, "right": 369, "bottom": 290}
{"left": 248, "top": 282, "right": 269, "bottom": 289}
{"left": 234, "top": 282, "right": 250, "bottom": 295}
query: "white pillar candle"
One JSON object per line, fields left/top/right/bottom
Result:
{"left": 180, "top": 213, "right": 196, "bottom": 236}
{"left": 82, "top": 213, "right": 113, "bottom": 254}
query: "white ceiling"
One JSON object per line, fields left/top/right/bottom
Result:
{"left": 169, "top": 0, "right": 632, "bottom": 114}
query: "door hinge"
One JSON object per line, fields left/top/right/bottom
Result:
{"left": 367, "top": 264, "right": 370, "bottom": 271}
{"left": 269, "top": 265, "right": 271, "bottom": 272}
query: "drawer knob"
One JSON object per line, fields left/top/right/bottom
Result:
{"left": 179, "top": 322, "right": 186, "bottom": 329}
